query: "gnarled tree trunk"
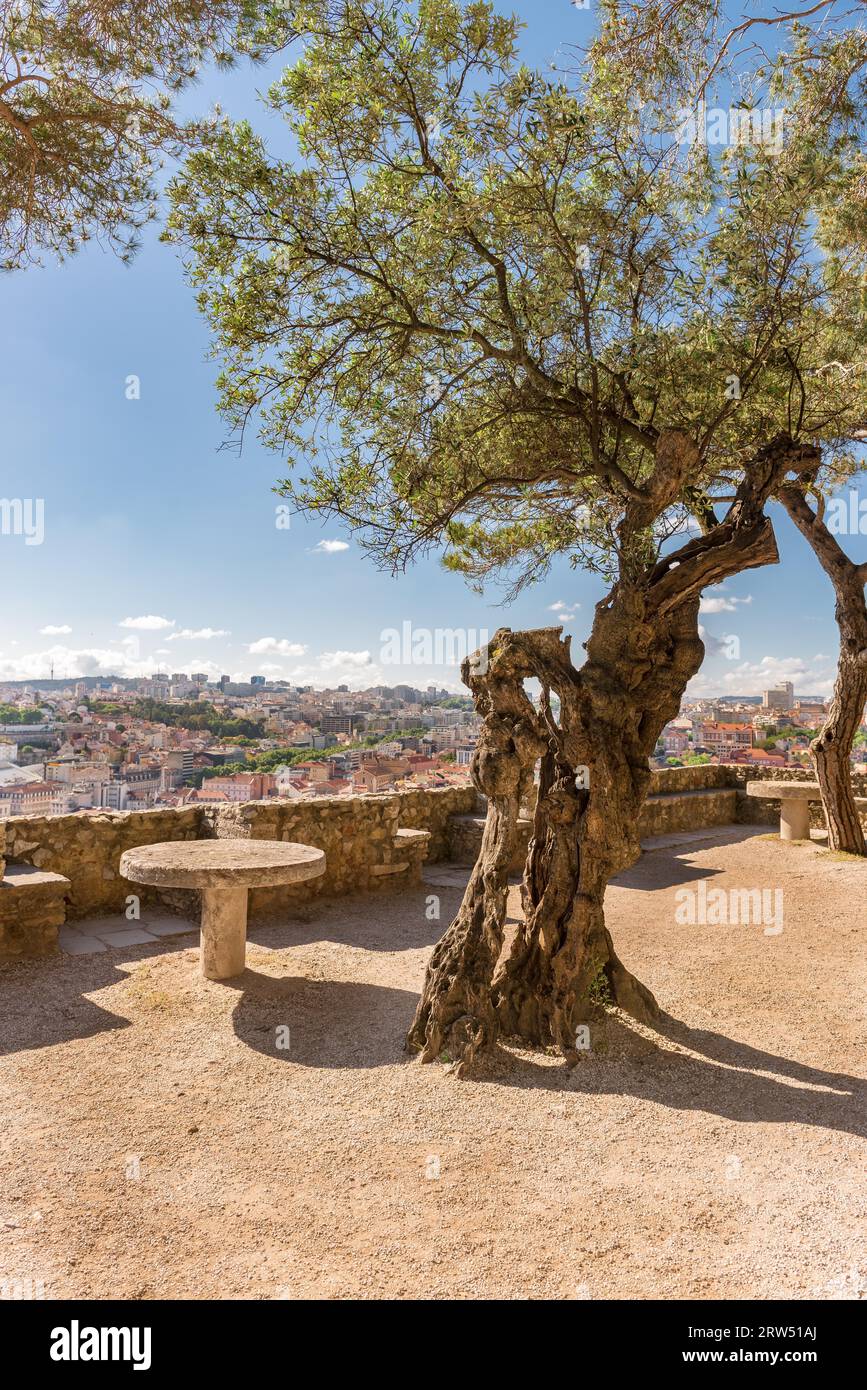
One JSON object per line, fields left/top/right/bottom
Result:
{"left": 408, "top": 432, "right": 814, "bottom": 1074}
{"left": 779, "top": 485, "right": 867, "bottom": 855}
{"left": 405, "top": 637, "right": 546, "bottom": 1071}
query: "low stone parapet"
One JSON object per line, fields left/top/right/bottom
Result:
{"left": 640, "top": 787, "right": 738, "bottom": 837}
{"left": 0, "top": 787, "right": 475, "bottom": 938}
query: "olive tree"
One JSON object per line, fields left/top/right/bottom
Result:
{"left": 166, "top": 0, "right": 867, "bottom": 1072}
{"left": 612, "top": 0, "right": 867, "bottom": 855}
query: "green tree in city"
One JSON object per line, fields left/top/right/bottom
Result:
{"left": 613, "top": 4, "right": 867, "bottom": 852}
{"left": 166, "top": 0, "right": 867, "bottom": 1072}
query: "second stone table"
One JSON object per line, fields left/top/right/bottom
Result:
{"left": 119, "top": 838, "right": 326, "bottom": 979}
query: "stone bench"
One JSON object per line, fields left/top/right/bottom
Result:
{"left": 368, "top": 828, "right": 432, "bottom": 884}
{"left": 0, "top": 864, "right": 71, "bottom": 961}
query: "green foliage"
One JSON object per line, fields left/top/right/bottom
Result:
{"left": 0, "top": 704, "right": 45, "bottom": 724}
{"left": 189, "top": 725, "right": 429, "bottom": 783}
{"left": 125, "top": 698, "right": 265, "bottom": 738}
{"left": 166, "top": 0, "right": 867, "bottom": 601}
{"left": 0, "top": 1, "right": 294, "bottom": 269}
{"left": 85, "top": 700, "right": 126, "bottom": 716}
{"left": 587, "top": 959, "right": 613, "bottom": 1009}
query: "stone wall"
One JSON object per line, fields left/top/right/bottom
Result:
{"left": 648, "top": 763, "right": 867, "bottom": 829}
{"left": 0, "top": 767, "right": 861, "bottom": 939}
{"left": 648, "top": 764, "right": 734, "bottom": 794}
{"left": 1, "top": 786, "right": 476, "bottom": 923}
{"left": 3, "top": 807, "right": 203, "bottom": 920}
{"left": 640, "top": 787, "right": 738, "bottom": 836}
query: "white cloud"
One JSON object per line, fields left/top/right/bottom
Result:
{"left": 39, "top": 624, "right": 72, "bottom": 635}
{"left": 247, "top": 638, "right": 308, "bottom": 656}
{"left": 699, "top": 588, "right": 753, "bottom": 614}
{"left": 284, "top": 650, "right": 381, "bottom": 690}
{"left": 167, "top": 627, "right": 230, "bottom": 641}
{"left": 0, "top": 645, "right": 166, "bottom": 682}
{"left": 548, "top": 599, "right": 580, "bottom": 622}
{"left": 118, "top": 615, "right": 175, "bottom": 631}
{"left": 687, "top": 652, "right": 835, "bottom": 699}
{"left": 319, "top": 649, "right": 371, "bottom": 669}
{"left": 311, "top": 539, "right": 349, "bottom": 554}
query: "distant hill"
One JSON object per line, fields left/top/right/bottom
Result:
{"left": 0, "top": 676, "right": 137, "bottom": 691}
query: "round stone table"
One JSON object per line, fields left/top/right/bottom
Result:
{"left": 745, "top": 780, "right": 821, "bottom": 841}
{"left": 119, "top": 839, "right": 326, "bottom": 980}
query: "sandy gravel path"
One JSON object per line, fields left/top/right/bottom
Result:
{"left": 0, "top": 827, "right": 864, "bottom": 1300}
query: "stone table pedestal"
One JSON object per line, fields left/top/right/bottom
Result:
{"left": 745, "top": 781, "right": 821, "bottom": 841}
{"left": 119, "top": 838, "right": 326, "bottom": 979}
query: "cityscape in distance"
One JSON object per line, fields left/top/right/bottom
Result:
{"left": 1, "top": 667, "right": 862, "bottom": 819}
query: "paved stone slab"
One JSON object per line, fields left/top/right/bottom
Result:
{"left": 58, "top": 929, "right": 107, "bottom": 955}
{"left": 423, "top": 869, "right": 472, "bottom": 888}
{"left": 138, "top": 916, "right": 196, "bottom": 938}
{"left": 93, "top": 928, "right": 157, "bottom": 948}
{"left": 641, "top": 824, "right": 769, "bottom": 853}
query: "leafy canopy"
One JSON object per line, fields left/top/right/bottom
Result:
{"left": 0, "top": 0, "right": 298, "bottom": 269}
{"left": 166, "top": 0, "right": 867, "bottom": 592}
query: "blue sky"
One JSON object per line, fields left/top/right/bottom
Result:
{"left": 0, "top": 1, "right": 863, "bottom": 698}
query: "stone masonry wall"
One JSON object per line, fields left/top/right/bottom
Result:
{"left": 648, "top": 764, "right": 867, "bottom": 829}
{"left": 1, "top": 767, "right": 863, "bottom": 950}
{"left": 3, "top": 807, "right": 203, "bottom": 920}
{"left": 2, "top": 786, "right": 476, "bottom": 923}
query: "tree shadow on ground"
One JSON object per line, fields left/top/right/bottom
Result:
{"left": 247, "top": 885, "right": 464, "bottom": 953}
{"left": 226, "top": 969, "right": 866, "bottom": 1145}
{"left": 611, "top": 855, "right": 725, "bottom": 890}
{"left": 0, "top": 951, "right": 150, "bottom": 1056}
{"left": 475, "top": 1012, "right": 867, "bottom": 1141}
{"left": 227, "top": 968, "right": 418, "bottom": 1068}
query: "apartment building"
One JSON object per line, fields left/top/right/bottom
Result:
{"left": 694, "top": 722, "right": 755, "bottom": 753}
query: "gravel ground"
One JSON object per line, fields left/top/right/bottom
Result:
{"left": 0, "top": 826, "right": 864, "bottom": 1301}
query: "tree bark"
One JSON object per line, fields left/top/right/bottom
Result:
{"left": 779, "top": 485, "right": 867, "bottom": 855}
{"left": 408, "top": 432, "right": 815, "bottom": 1073}
{"left": 405, "top": 633, "right": 547, "bottom": 1072}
